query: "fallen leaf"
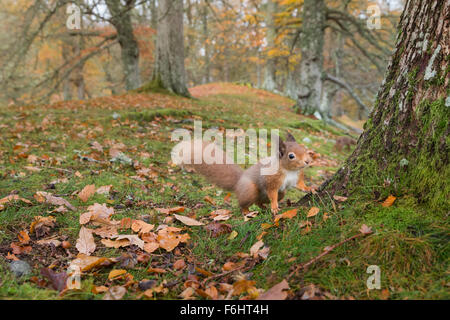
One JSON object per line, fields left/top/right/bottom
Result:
{"left": 68, "top": 254, "right": 113, "bottom": 272}
{"left": 34, "top": 192, "right": 76, "bottom": 211}
{"left": 250, "top": 240, "right": 264, "bottom": 256}
{"left": 173, "top": 259, "right": 186, "bottom": 270}
{"left": 92, "top": 286, "right": 109, "bottom": 294}
{"left": 101, "top": 238, "right": 130, "bottom": 249}
{"left": 80, "top": 203, "right": 115, "bottom": 225}
{"left": 204, "top": 196, "right": 216, "bottom": 205}
{"left": 108, "top": 269, "right": 127, "bottom": 280}
{"left": 258, "top": 280, "right": 290, "bottom": 300}
{"left": 359, "top": 224, "right": 373, "bottom": 235}
{"left": 113, "top": 235, "right": 144, "bottom": 250}
{"left": 96, "top": 185, "right": 112, "bottom": 195}
{"left": 41, "top": 268, "right": 67, "bottom": 292}
{"left": 78, "top": 184, "right": 96, "bottom": 202}
{"left": 174, "top": 214, "right": 204, "bottom": 226}
{"left": 144, "top": 242, "right": 159, "bottom": 253}
{"left": 307, "top": 207, "right": 320, "bottom": 218}
{"left": 76, "top": 227, "right": 96, "bottom": 255}
{"left": 131, "top": 220, "right": 154, "bottom": 233}
{"left": 204, "top": 222, "right": 232, "bottom": 237}
{"left": 210, "top": 209, "right": 232, "bottom": 221}
{"left": 382, "top": 195, "right": 396, "bottom": 207}
{"left": 103, "top": 286, "right": 127, "bottom": 300}
{"left": 18, "top": 230, "right": 30, "bottom": 245}
{"left": 333, "top": 195, "right": 348, "bottom": 202}
{"left": 227, "top": 230, "right": 238, "bottom": 240}
{"left": 147, "top": 267, "right": 166, "bottom": 274}
{"left": 0, "top": 195, "right": 32, "bottom": 205}
{"left": 30, "top": 216, "right": 56, "bottom": 236}
{"left": 155, "top": 206, "right": 185, "bottom": 215}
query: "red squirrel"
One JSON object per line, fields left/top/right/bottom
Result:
{"left": 177, "top": 133, "right": 313, "bottom": 215}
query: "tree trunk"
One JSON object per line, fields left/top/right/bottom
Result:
{"left": 295, "top": 0, "right": 326, "bottom": 117}
{"left": 152, "top": 0, "right": 190, "bottom": 97}
{"left": 311, "top": 0, "right": 449, "bottom": 211}
{"left": 262, "top": 0, "right": 277, "bottom": 92}
{"left": 202, "top": 1, "right": 211, "bottom": 84}
{"left": 105, "top": 0, "right": 141, "bottom": 91}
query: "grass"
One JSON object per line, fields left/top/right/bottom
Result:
{"left": 0, "top": 83, "right": 447, "bottom": 300}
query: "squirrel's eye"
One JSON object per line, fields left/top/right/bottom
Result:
{"left": 288, "top": 153, "right": 295, "bottom": 160}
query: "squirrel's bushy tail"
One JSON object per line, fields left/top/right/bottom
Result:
{"left": 175, "top": 140, "right": 243, "bottom": 191}
{"left": 190, "top": 162, "right": 243, "bottom": 191}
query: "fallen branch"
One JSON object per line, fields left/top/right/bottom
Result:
{"left": 287, "top": 225, "right": 373, "bottom": 280}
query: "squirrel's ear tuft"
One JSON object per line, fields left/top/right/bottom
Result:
{"left": 286, "top": 132, "right": 297, "bottom": 142}
{"left": 275, "top": 135, "right": 286, "bottom": 158}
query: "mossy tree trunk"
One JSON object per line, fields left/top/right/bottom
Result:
{"left": 295, "top": 0, "right": 326, "bottom": 117}
{"left": 151, "top": 0, "right": 190, "bottom": 97}
{"left": 315, "top": 0, "right": 449, "bottom": 210}
{"left": 105, "top": 0, "right": 141, "bottom": 91}
{"left": 262, "top": 0, "right": 277, "bottom": 92}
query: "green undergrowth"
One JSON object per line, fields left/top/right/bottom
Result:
{"left": 0, "top": 83, "right": 447, "bottom": 300}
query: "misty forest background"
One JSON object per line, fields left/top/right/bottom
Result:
{"left": 1, "top": 0, "right": 402, "bottom": 124}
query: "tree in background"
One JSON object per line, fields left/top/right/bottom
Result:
{"left": 105, "top": 0, "right": 141, "bottom": 91}
{"left": 150, "top": 0, "right": 190, "bottom": 97}
{"left": 310, "top": 0, "right": 449, "bottom": 210}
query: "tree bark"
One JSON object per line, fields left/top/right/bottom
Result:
{"left": 105, "top": 0, "right": 141, "bottom": 91}
{"left": 202, "top": 0, "right": 211, "bottom": 84}
{"left": 262, "top": 0, "right": 277, "bottom": 92}
{"left": 295, "top": 0, "right": 326, "bottom": 117}
{"left": 152, "top": 0, "right": 190, "bottom": 97}
{"left": 307, "top": 0, "right": 449, "bottom": 211}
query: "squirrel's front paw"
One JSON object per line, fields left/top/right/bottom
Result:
{"left": 271, "top": 206, "right": 280, "bottom": 214}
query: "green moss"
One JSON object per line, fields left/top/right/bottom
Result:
{"left": 133, "top": 76, "right": 175, "bottom": 96}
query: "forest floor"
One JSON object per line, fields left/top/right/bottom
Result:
{"left": 0, "top": 83, "right": 447, "bottom": 300}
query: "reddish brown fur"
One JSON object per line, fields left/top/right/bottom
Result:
{"left": 178, "top": 133, "right": 313, "bottom": 215}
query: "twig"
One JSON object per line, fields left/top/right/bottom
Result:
{"left": 201, "top": 265, "right": 246, "bottom": 286}
{"left": 287, "top": 231, "right": 372, "bottom": 280}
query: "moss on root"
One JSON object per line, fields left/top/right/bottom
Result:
{"left": 319, "top": 98, "right": 449, "bottom": 213}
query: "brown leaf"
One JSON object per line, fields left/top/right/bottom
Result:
{"left": 78, "top": 184, "right": 96, "bottom": 202}
{"left": 101, "top": 238, "right": 130, "bottom": 249}
{"left": 18, "top": 230, "right": 30, "bottom": 245}
{"left": 34, "top": 192, "right": 76, "bottom": 211}
{"left": 382, "top": 195, "right": 396, "bottom": 207}
{"left": 210, "top": 209, "right": 232, "bottom": 221}
{"left": 40, "top": 268, "right": 68, "bottom": 292}
{"left": 30, "top": 216, "right": 56, "bottom": 237}
{"left": 96, "top": 185, "right": 112, "bottom": 195}
{"left": 113, "top": 235, "right": 144, "bottom": 250}
{"left": 204, "top": 222, "right": 232, "bottom": 237}
{"left": 80, "top": 203, "right": 115, "bottom": 225}
{"left": 258, "top": 280, "right": 290, "bottom": 300}
{"left": 144, "top": 242, "right": 159, "bottom": 253}
{"left": 0, "top": 195, "right": 32, "bottom": 205}
{"left": 68, "top": 254, "right": 113, "bottom": 272}
{"left": 155, "top": 206, "right": 185, "bottom": 215}
{"left": 103, "top": 286, "right": 127, "bottom": 300}
{"left": 333, "top": 195, "right": 348, "bottom": 202}
{"left": 250, "top": 240, "right": 264, "bottom": 256}
{"left": 76, "top": 227, "right": 96, "bottom": 255}
{"left": 307, "top": 207, "right": 320, "bottom": 218}
{"left": 173, "top": 259, "right": 186, "bottom": 270}
{"left": 131, "top": 220, "right": 154, "bottom": 233}
{"left": 359, "top": 224, "right": 373, "bottom": 235}
{"left": 108, "top": 269, "right": 127, "bottom": 280}
{"left": 204, "top": 196, "right": 216, "bottom": 205}
{"left": 174, "top": 214, "right": 204, "bottom": 226}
